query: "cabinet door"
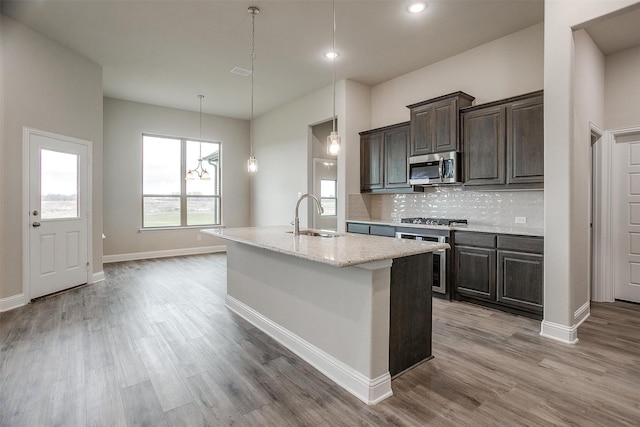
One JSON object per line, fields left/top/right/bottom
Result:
{"left": 384, "top": 125, "right": 411, "bottom": 189}
{"left": 497, "top": 250, "right": 543, "bottom": 314}
{"left": 455, "top": 245, "right": 496, "bottom": 301}
{"left": 507, "top": 95, "right": 544, "bottom": 184}
{"left": 360, "top": 132, "right": 384, "bottom": 190}
{"left": 433, "top": 98, "right": 458, "bottom": 153}
{"left": 463, "top": 106, "right": 505, "bottom": 186}
{"left": 410, "top": 104, "right": 434, "bottom": 156}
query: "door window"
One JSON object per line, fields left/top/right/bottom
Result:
{"left": 40, "top": 149, "right": 79, "bottom": 219}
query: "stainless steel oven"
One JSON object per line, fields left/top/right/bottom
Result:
{"left": 395, "top": 231, "right": 447, "bottom": 295}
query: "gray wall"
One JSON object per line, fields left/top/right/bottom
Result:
{"left": 103, "top": 97, "right": 250, "bottom": 257}
{"left": 1, "top": 15, "right": 103, "bottom": 300}
{"left": 250, "top": 79, "right": 370, "bottom": 232}
{"left": 370, "top": 23, "right": 544, "bottom": 128}
{"left": 543, "top": 0, "right": 637, "bottom": 338}
{"left": 0, "top": 14, "right": 5, "bottom": 302}
{"left": 251, "top": 84, "right": 338, "bottom": 228}
{"left": 572, "top": 29, "right": 605, "bottom": 321}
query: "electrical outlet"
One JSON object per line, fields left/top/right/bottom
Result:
{"left": 197, "top": 234, "right": 202, "bottom": 241}
{"left": 515, "top": 217, "right": 527, "bottom": 225}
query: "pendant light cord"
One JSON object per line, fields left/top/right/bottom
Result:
{"left": 250, "top": 7, "right": 257, "bottom": 159}
{"left": 331, "top": 0, "right": 337, "bottom": 134}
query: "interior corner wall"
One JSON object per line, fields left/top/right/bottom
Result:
{"left": 605, "top": 45, "right": 640, "bottom": 130}
{"left": 370, "top": 22, "right": 544, "bottom": 128}
{"left": 543, "top": 0, "right": 637, "bottom": 337}
{"left": 1, "top": 15, "right": 103, "bottom": 300}
{"left": 343, "top": 80, "right": 372, "bottom": 223}
{"left": 0, "top": 15, "right": 6, "bottom": 300}
{"left": 102, "top": 97, "right": 250, "bottom": 257}
{"left": 251, "top": 84, "right": 336, "bottom": 228}
{"left": 572, "top": 29, "right": 605, "bottom": 313}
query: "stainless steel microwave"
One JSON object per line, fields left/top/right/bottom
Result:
{"left": 408, "top": 151, "right": 461, "bottom": 186}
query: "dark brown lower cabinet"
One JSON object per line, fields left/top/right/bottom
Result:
{"left": 454, "top": 246, "right": 496, "bottom": 302}
{"left": 389, "top": 253, "right": 432, "bottom": 377}
{"left": 454, "top": 231, "right": 543, "bottom": 319}
{"left": 497, "top": 250, "right": 543, "bottom": 313}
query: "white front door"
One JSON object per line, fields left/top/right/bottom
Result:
{"left": 613, "top": 134, "right": 640, "bottom": 303}
{"left": 26, "top": 129, "right": 90, "bottom": 299}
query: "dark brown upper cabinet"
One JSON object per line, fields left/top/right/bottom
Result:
{"left": 507, "top": 95, "right": 544, "bottom": 184}
{"left": 461, "top": 91, "right": 543, "bottom": 189}
{"left": 462, "top": 105, "right": 506, "bottom": 186}
{"left": 360, "top": 122, "right": 415, "bottom": 193}
{"left": 360, "top": 131, "right": 384, "bottom": 191}
{"left": 407, "top": 92, "right": 475, "bottom": 155}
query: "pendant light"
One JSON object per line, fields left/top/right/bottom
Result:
{"left": 185, "top": 95, "right": 211, "bottom": 180}
{"left": 327, "top": 0, "right": 341, "bottom": 156}
{"left": 247, "top": 6, "right": 259, "bottom": 173}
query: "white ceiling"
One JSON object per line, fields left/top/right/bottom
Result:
{"left": 582, "top": 4, "right": 640, "bottom": 55}
{"left": 1, "top": 0, "right": 549, "bottom": 118}
{"left": 3, "top": 0, "right": 639, "bottom": 120}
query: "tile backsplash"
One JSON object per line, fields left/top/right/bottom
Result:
{"left": 348, "top": 187, "right": 544, "bottom": 228}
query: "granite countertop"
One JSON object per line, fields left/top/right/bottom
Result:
{"left": 201, "top": 225, "right": 449, "bottom": 268}
{"left": 348, "top": 219, "right": 544, "bottom": 237}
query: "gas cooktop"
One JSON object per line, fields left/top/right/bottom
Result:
{"left": 401, "top": 217, "right": 468, "bottom": 226}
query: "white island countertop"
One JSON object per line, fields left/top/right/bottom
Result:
{"left": 202, "top": 225, "right": 448, "bottom": 268}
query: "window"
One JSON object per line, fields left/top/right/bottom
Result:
{"left": 142, "top": 134, "right": 221, "bottom": 228}
{"left": 320, "top": 179, "right": 337, "bottom": 216}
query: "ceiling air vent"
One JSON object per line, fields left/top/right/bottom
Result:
{"left": 230, "top": 67, "right": 252, "bottom": 77}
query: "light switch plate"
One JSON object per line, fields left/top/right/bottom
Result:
{"left": 515, "top": 217, "right": 527, "bottom": 225}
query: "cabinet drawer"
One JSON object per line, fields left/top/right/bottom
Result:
{"left": 497, "top": 235, "right": 543, "bottom": 254}
{"left": 347, "top": 223, "right": 370, "bottom": 234}
{"left": 370, "top": 225, "right": 396, "bottom": 237}
{"left": 455, "top": 232, "right": 496, "bottom": 248}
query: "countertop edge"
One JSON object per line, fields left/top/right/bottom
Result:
{"left": 347, "top": 219, "right": 544, "bottom": 237}
{"left": 202, "top": 227, "right": 449, "bottom": 268}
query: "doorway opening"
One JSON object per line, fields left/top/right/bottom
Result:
{"left": 309, "top": 120, "right": 338, "bottom": 231}
{"left": 591, "top": 126, "right": 640, "bottom": 303}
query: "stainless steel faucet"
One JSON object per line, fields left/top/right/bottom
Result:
{"left": 294, "top": 193, "right": 324, "bottom": 235}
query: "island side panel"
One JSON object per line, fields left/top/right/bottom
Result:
{"left": 224, "top": 241, "right": 392, "bottom": 403}
{"left": 389, "top": 253, "right": 433, "bottom": 377}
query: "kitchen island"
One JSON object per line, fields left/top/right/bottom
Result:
{"left": 202, "top": 226, "right": 448, "bottom": 405}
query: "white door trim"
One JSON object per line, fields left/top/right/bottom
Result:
{"left": 593, "top": 125, "right": 640, "bottom": 302}
{"left": 22, "top": 127, "right": 93, "bottom": 301}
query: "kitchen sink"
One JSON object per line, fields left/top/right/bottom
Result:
{"left": 287, "top": 230, "right": 342, "bottom": 238}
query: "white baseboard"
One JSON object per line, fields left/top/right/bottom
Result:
{"left": 0, "top": 293, "right": 26, "bottom": 312}
{"left": 574, "top": 301, "right": 591, "bottom": 327}
{"left": 92, "top": 271, "right": 105, "bottom": 283}
{"left": 103, "top": 245, "right": 226, "bottom": 264}
{"left": 226, "top": 295, "right": 393, "bottom": 405}
{"left": 540, "top": 320, "right": 579, "bottom": 344}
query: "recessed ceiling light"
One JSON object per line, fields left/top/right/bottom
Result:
{"left": 407, "top": 2, "right": 427, "bottom": 14}
{"left": 324, "top": 51, "right": 340, "bottom": 60}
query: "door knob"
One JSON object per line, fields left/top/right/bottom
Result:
{"left": 32, "top": 222, "right": 41, "bottom": 228}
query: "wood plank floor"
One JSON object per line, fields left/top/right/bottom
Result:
{"left": 1, "top": 253, "right": 639, "bottom": 426}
